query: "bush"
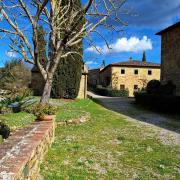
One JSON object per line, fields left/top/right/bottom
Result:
{"left": 94, "top": 86, "right": 129, "bottom": 97}
{"left": 146, "top": 80, "right": 161, "bottom": 94}
{"left": 135, "top": 93, "right": 180, "bottom": 113}
{"left": 0, "top": 122, "right": 10, "bottom": 139}
{"left": 24, "top": 104, "right": 58, "bottom": 119}
{"left": 159, "top": 81, "right": 176, "bottom": 95}
{"left": 0, "top": 88, "right": 35, "bottom": 113}
{"left": 0, "top": 59, "right": 31, "bottom": 90}
{"left": 146, "top": 80, "right": 176, "bottom": 96}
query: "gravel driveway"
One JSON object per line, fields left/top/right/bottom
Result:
{"left": 88, "top": 91, "right": 180, "bottom": 146}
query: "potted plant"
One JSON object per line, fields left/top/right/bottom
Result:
{"left": 26, "top": 104, "right": 57, "bottom": 121}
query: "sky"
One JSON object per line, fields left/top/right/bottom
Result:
{"left": 0, "top": 0, "right": 180, "bottom": 69}
{"left": 83, "top": 0, "right": 180, "bottom": 69}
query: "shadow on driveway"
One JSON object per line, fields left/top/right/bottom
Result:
{"left": 88, "top": 91, "right": 180, "bottom": 134}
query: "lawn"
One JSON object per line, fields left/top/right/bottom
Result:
{"left": 0, "top": 112, "right": 35, "bottom": 131}
{"left": 40, "top": 99, "right": 180, "bottom": 179}
{"left": 0, "top": 111, "right": 35, "bottom": 144}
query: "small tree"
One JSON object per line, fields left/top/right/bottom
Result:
{"left": 101, "top": 60, "right": 106, "bottom": 68}
{"left": 142, "top": 51, "right": 146, "bottom": 62}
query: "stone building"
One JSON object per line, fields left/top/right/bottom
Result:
{"left": 89, "top": 58, "right": 161, "bottom": 97}
{"left": 156, "top": 21, "right": 180, "bottom": 96}
{"left": 88, "top": 68, "right": 100, "bottom": 86}
{"left": 31, "top": 63, "right": 88, "bottom": 99}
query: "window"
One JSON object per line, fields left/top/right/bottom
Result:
{"left": 120, "top": 84, "right": 125, "bottom": 90}
{"left": 148, "top": 70, "right": 152, "bottom": 75}
{"left": 121, "top": 69, "right": 125, "bottom": 74}
{"left": 134, "top": 69, "right": 138, "bottom": 75}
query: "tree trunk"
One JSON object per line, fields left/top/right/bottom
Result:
{"left": 40, "top": 78, "right": 53, "bottom": 104}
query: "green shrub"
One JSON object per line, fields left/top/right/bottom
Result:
{"left": 159, "top": 81, "right": 176, "bottom": 95}
{"left": 146, "top": 80, "right": 176, "bottom": 96}
{"left": 0, "top": 88, "right": 35, "bottom": 113}
{"left": 135, "top": 93, "right": 180, "bottom": 113}
{"left": 146, "top": 80, "right": 161, "bottom": 94}
{"left": 0, "top": 122, "right": 10, "bottom": 139}
{"left": 24, "top": 104, "right": 58, "bottom": 118}
{"left": 0, "top": 59, "right": 31, "bottom": 90}
{"left": 94, "top": 86, "right": 129, "bottom": 97}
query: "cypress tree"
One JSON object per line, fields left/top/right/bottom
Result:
{"left": 142, "top": 51, "right": 146, "bottom": 62}
{"left": 37, "top": 26, "right": 47, "bottom": 65}
{"left": 51, "top": 0, "right": 84, "bottom": 99}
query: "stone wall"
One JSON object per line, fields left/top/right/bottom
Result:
{"left": 78, "top": 73, "right": 88, "bottom": 99}
{"left": 160, "top": 26, "right": 180, "bottom": 95}
{"left": 0, "top": 120, "right": 55, "bottom": 180}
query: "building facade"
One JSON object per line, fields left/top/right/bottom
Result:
{"left": 156, "top": 22, "right": 180, "bottom": 96}
{"left": 88, "top": 68, "right": 100, "bottom": 86}
{"left": 89, "top": 58, "right": 161, "bottom": 97}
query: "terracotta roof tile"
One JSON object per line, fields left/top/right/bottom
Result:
{"left": 111, "top": 60, "right": 160, "bottom": 67}
{"left": 100, "top": 60, "right": 160, "bottom": 73}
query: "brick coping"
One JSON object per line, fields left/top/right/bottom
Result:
{"left": 0, "top": 120, "right": 55, "bottom": 179}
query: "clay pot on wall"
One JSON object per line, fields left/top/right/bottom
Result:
{"left": 37, "top": 115, "right": 56, "bottom": 121}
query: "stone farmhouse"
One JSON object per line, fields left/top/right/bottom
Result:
{"left": 31, "top": 63, "right": 88, "bottom": 99}
{"left": 156, "top": 21, "right": 180, "bottom": 96}
{"left": 88, "top": 57, "right": 161, "bottom": 97}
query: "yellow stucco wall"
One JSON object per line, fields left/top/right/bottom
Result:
{"left": 78, "top": 74, "right": 88, "bottom": 99}
{"left": 111, "top": 67, "right": 161, "bottom": 96}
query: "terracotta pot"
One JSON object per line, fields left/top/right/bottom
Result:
{"left": 38, "top": 115, "right": 56, "bottom": 121}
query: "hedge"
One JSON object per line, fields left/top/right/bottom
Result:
{"left": 94, "top": 86, "right": 129, "bottom": 97}
{"left": 135, "top": 93, "right": 180, "bottom": 113}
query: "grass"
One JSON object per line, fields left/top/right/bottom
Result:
{"left": 0, "top": 112, "right": 35, "bottom": 145}
{"left": 0, "top": 112, "right": 35, "bottom": 130}
{"left": 40, "top": 99, "right": 180, "bottom": 179}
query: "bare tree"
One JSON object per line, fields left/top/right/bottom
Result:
{"left": 0, "top": 0, "right": 127, "bottom": 104}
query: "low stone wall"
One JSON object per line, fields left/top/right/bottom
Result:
{"left": 0, "top": 120, "right": 55, "bottom": 180}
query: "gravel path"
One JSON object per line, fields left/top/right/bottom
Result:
{"left": 88, "top": 91, "right": 180, "bottom": 146}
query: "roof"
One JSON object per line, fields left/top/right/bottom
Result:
{"left": 156, "top": 21, "right": 180, "bottom": 35}
{"left": 100, "top": 60, "right": 160, "bottom": 73}
{"left": 112, "top": 60, "right": 160, "bottom": 67}
{"left": 88, "top": 68, "right": 100, "bottom": 72}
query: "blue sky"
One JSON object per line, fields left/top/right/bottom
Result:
{"left": 0, "top": 0, "right": 180, "bottom": 69}
{"left": 83, "top": 0, "right": 180, "bottom": 69}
